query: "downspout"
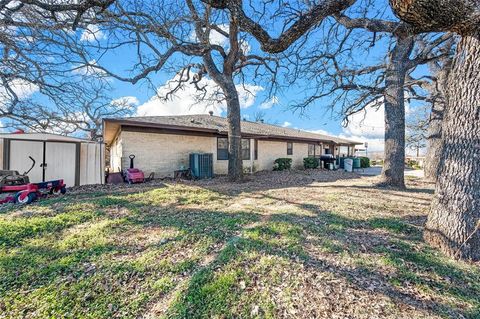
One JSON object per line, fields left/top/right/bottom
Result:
{"left": 250, "top": 138, "right": 254, "bottom": 174}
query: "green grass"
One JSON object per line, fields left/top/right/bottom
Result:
{"left": 0, "top": 180, "right": 479, "bottom": 318}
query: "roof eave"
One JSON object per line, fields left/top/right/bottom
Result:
{"left": 104, "top": 118, "right": 219, "bottom": 134}
{"left": 103, "top": 118, "right": 363, "bottom": 145}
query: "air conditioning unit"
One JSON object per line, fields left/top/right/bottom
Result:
{"left": 189, "top": 153, "right": 213, "bottom": 179}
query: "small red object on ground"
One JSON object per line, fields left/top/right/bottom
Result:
{"left": 124, "top": 155, "right": 145, "bottom": 184}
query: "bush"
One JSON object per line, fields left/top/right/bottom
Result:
{"left": 273, "top": 158, "right": 292, "bottom": 171}
{"left": 243, "top": 164, "right": 257, "bottom": 174}
{"left": 359, "top": 157, "right": 370, "bottom": 168}
{"left": 406, "top": 159, "right": 422, "bottom": 170}
{"left": 406, "top": 159, "right": 418, "bottom": 168}
{"left": 303, "top": 157, "right": 319, "bottom": 169}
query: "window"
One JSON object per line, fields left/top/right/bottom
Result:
{"left": 241, "top": 138, "right": 250, "bottom": 160}
{"left": 254, "top": 139, "right": 258, "bottom": 160}
{"left": 324, "top": 148, "right": 331, "bottom": 155}
{"left": 339, "top": 146, "right": 349, "bottom": 157}
{"left": 308, "top": 144, "right": 315, "bottom": 157}
{"left": 287, "top": 142, "right": 293, "bottom": 155}
{"left": 217, "top": 137, "right": 228, "bottom": 160}
{"left": 316, "top": 145, "right": 322, "bottom": 156}
{"left": 217, "top": 137, "right": 251, "bottom": 160}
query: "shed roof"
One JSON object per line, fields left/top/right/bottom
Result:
{"left": 0, "top": 132, "right": 96, "bottom": 143}
{"left": 103, "top": 114, "right": 362, "bottom": 146}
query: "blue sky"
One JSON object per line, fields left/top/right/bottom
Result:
{"left": 82, "top": 0, "right": 399, "bottom": 152}
{"left": 10, "top": 0, "right": 429, "bottom": 153}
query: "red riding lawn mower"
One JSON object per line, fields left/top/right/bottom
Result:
{"left": 0, "top": 156, "right": 67, "bottom": 205}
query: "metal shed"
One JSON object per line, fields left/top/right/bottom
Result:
{"left": 0, "top": 133, "right": 105, "bottom": 187}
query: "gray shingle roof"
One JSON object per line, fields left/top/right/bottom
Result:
{"left": 108, "top": 114, "right": 362, "bottom": 145}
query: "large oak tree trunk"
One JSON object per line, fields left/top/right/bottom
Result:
{"left": 424, "top": 101, "right": 445, "bottom": 180}
{"left": 202, "top": 48, "right": 243, "bottom": 181}
{"left": 424, "top": 30, "right": 480, "bottom": 260}
{"left": 224, "top": 80, "right": 243, "bottom": 181}
{"left": 379, "top": 35, "right": 414, "bottom": 189}
{"left": 389, "top": 0, "right": 480, "bottom": 261}
{"left": 425, "top": 58, "right": 451, "bottom": 180}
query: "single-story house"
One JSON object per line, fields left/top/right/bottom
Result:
{"left": 0, "top": 133, "right": 105, "bottom": 186}
{"left": 103, "top": 114, "right": 362, "bottom": 177}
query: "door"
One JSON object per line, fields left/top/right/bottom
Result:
{"left": 45, "top": 142, "right": 77, "bottom": 187}
{"left": 9, "top": 140, "right": 44, "bottom": 183}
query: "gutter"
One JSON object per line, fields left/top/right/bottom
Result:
{"left": 103, "top": 118, "right": 363, "bottom": 146}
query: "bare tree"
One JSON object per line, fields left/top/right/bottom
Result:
{"left": 423, "top": 50, "right": 455, "bottom": 180}
{"left": 0, "top": 0, "right": 114, "bottom": 123}
{"left": 390, "top": 0, "right": 480, "bottom": 260}
{"left": 204, "top": 0, "right": 453, "bottom": 189}
{"left": 290, "top": 6, "right": 454, "bottom": 189}
{"left": 66, "top": 0, "right": 281, "bottom": 181}
{"left": 203, "top": 0, "right": 479, "bottom": 259}
{"left": 406, "top": 104, "right": 429, "bottom": 158}
{"left": 204, "top": 0, "right": 357, "bottom": 53}
{"left": 4, "top": 79, "right": 136, "bottom": 141}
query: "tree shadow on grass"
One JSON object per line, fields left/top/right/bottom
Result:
{"left": 311, "top": 183, "right": 432, "bottom": 192}
{"left": 190, "top": 169, "right": 363, "bottom": 196}
{"left": 163, "top": 197, "right": 479, "bottom": 318}
{"left": 0, "top": 191, "right": 262, "bottom": 318}
{"left": 2, "top": 182, "right": 478, "bottom": 318}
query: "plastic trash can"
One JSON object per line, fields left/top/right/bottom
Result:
{"left": 344, "top": 159, "right": 354, "bottom": 172}
{"left": 353, "top": 158, "right": 361, "bottom": 169}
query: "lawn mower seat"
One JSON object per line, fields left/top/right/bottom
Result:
{"left": 0, "top": 170, "right": 30, "bottom": 186}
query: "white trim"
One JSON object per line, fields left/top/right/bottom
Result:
{"left": 0, "top": 133, "right": 96, "bottom": 143}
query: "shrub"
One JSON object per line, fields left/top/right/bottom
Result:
{"left": 359, "top": 157, "right": 370, "bottom": 168}
{"left": 406, "top": 159, "right": 418, "bottom": 168}
{"left": 243, "top": 164, "right": 257, "bottom": 174}
{"left": 303, "top": 157, "right": 319, "bottom": 169}
{"left": 273, "top": 158, "right": 292, "bottom": 171}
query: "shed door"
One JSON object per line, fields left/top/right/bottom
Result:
{"left": 45, "top": 142, "right": 77, "bottom": 187}
{"left": 9, "top": 140, "right": 44, "bottom": 183}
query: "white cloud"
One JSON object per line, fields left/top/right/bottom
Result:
{"left": 208, "top": 25, "right": 229, "bottom": 47}
{"left": 3, "top": 79, "right": 39, "bottom": 99}
{"left": 111, "top": 96, "right": 139, "bottom": 109}
{"left": 341, "top": 99, "right": 412, "bottom": 153}
{"left": 343, "top": 103, "right": 384, "bottom": 139}
{"left": 336, "top": 99, "right": 385, "bottom": 153}
{"left": 190, "top": 24, "right": 251, "bottom": 55}
{"left": 136, "top": 75, "right": 263, "bottom": 116}
{"left": 308, "top": 129, "right": 331, "bottom": 136}
{"left": 282, "top": 121, "right": 292, "bottom": 128}
{"left": 308, "top": 101, "right": 385, "bottom": 153}
{"left": 72, "top": 59, "right": 108, "bottom": 77}
{"left": 0, "top": 79, "right": 39, "bottom": 108}
{"left": 80, "top": 25, "right": 106, "bottom": 42}
{"left": 339, "top": 134, "right": 383, "bottom": 152}
{"left": 259, "top": 96, "right": 279, "bottom": 109}
{"left": 238, "top": 85, "right": 264, "bottom": 109}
